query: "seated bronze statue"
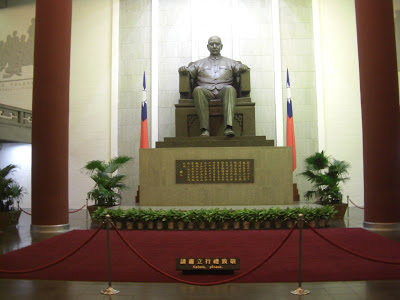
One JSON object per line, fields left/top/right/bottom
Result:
{"left": 178, "top": 36, "right": 250, "bottom": 137}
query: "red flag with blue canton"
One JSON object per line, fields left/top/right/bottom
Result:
{"left": 286, "top": 69, "right": 296, "bottom": 171}
{"left": 140, "top": 71, "right": 149, "bottom": 148}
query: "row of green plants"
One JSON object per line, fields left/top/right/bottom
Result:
{"left": 92, "top": 206, "right": 336, "bottom": 230}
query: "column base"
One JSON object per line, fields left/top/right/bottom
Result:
{"left": 363, "top": 222, "right": 400, "bottom": 241}
{"left": 31, "top": 224, "right": 70, "bottom": 233}
{"left": 363, "top": 222, "right": 400, "bottom": 231}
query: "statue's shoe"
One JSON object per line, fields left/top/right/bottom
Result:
{"left": 200, "top": 129, "right": 210, "bottom": 137}
{"left": 224, "top": 128, "right": 235, "bottom": 137}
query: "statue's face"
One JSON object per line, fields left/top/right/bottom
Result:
{"left": 207, "top": 37, "right": 223, "bottom": 56}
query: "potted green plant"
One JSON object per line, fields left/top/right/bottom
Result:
{"left": 249, "top": 209, "right": 263, "bottom": 229}
{"left": 187, "top": 209, "right": 203, "bottom": 230}
{"left": 283, "top": 208, "right": 297, "bottom": 228}
{"left": 231, "top": 210, "right": 242, "bottom": 229}
{"left": 0, "top": 164, "right": 24, "bottom": 229}
{"left": 238, "top": 208, "right": 251, "bottom": 230}
{"left": 181, "top": 210, "right": 193, "bottom": 230}
{"left": 197, "top": 209, "right": 208, "bottom": 230}
{"left": 174, "top": 210, "right": 185, "bottom": 230}
{"left": 109, "top": 208, "right": 126, "bottom": 229}
{"left": 91, "top": 207, "right": 110, "bottom": 227}
{"left": 260, "top": 208, "right": 273, "bottom": 229}
{"left": 270, "top": 207, "right": 284, "bottom": 229}
{"left": 216, "top": 208, "right": 233, "bottom": 230}
{"left": 163, "top": 209, "right": 178, "bottom": 230}
{"left": 140, "top": 208, "right": 155, "bottom": 229}
{"left": 83, "top": 156, "right": 132, "bottom": 218}
{"left": 136, "top": 209, "right": 147, "bottom": 230}
{"left": 303, "top": 207, "right": 317, "bottom": 227}
{"left": 320, "top": 205, "right": 336, "bottom": 227}
{"left": 155, "top": 209, "right": 166, "bottom": 230}
{"left": 204, "top": 208, "right": 219, "bottom": 229}
{"left": 300, "top": 151, "right": 350, "bottom": 219}
{"left": 125, "top": 208, "right": 138, "bottom": 230}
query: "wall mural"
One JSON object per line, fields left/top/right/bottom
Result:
{"left": 0, "top": 17, "right": 34, "bottom": 81}
{"left": 0, "top": 17, "right": 34, "bottom": 109}
{"left": 395, "top": 10, "right": 400, "bottom": 70}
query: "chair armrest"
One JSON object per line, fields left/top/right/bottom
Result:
{"left": 179, "top": 73, "right": 191, "bottom": 99}
{"left": 239, "top": 70, "right": 251, "bottom": 97}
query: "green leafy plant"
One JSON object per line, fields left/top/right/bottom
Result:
{"left": 204, "top": 208, "right": 220, "bottom": 223}
{"left": 320, "top": 205, "right": 336, "bottom": 220}
{"left": 215, "top": 208, "right": 234, "bottom": 222}
{"left": 142, "top": 208, "right": 157, "bottom": 222}
{"left": 83, "top": 156, "right": 132, "bottom": 206}
{"left": 231, "top": 210, "right": 242, "bottom": 221}
{"left": 181, "top": 210, "right": 192, "bottom": 223}
{"left": 154, "top": 209, "right": 166, "bottom": 222}
{"left": 136, "top": 209, "right": 148, "bottom": 223}
{"left": 109, "top": 208, "right": 126, "bottom": 222}
{"left": 237, "top": 208, "right": 252, "bottom": 221}
{"left": 259, "top": 208, "right": 272, "bottom": 222}
{"left": 301, "top": 151, "right": 350, "bottom": 204}
{"left": 91, "top": 207, "right": 109, "bottom": 222}
{"left": 196, "top": 208, "right": 208, "bottom": 223}
{"left": 173, "top": 210, "right": 185, "bottom": 222}
{"left": 0, "top": 164, "right": 24, "bottom": 212}
{"left": 248, "top": 209, "right": 263, "bottom": 222}
{"left": 269, "top": 207, "right": 285, "bottom": 221}
{"left": 302, "top": 207, "right": 317, "bottom": 222}
{"left": 125, "top": 208, "right": 139, "bottom": 222}
{"left": 163, "top": 209, "right": 181, "bottom": 222}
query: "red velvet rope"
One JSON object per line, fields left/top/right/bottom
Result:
{"left": 0, "top": 223, "right": 104, "bottom": 273}
{"left": 20, "top": 208, "right": 32, "bottom": 215}
{"left": 307, "top": 223, "right": 400, "bottom": 265}
{"left": 112, "top": 222, "right": 297, "bottom": 286}
{"left": 348, "top": 198, "right": 364, "bottom": 209}
{"left": 68, "top": 204, "right": 87, "bottom": 214}
{"left": 20, "top": 204, "right": 86, "bottom": 216}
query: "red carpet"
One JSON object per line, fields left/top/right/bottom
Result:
{"left": 1, "top": 228, "right": 400, "bottom": 283}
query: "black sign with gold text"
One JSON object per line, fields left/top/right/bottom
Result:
{"left": 176, "top": 159, "right": 254, "bottom": 184}
{"left": 176, "top": 257, "right": 240, "bottom": 271}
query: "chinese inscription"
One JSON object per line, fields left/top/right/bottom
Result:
{"left": 176, "top": 159, "right": 254, "bottom": 184}
{"left": 176, "top": 257, "right": 240, "bottom": 271}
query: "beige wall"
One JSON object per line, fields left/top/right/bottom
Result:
{"left": 119, "top": 0, "right": 152, "bottom": 204}
{"left": 318, "top": 0, "right": 363, "bottom": 207}
{"left": 69, "top": 0, "right": 114, "bottom": 208}
{"left": 279, "top": 0, "right": 318, "bottom": 198}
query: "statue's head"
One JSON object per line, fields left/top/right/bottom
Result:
{"left": 207, "top": 36, "right": 223, "bottom": 56}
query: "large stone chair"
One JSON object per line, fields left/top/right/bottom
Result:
{"left": 175, "top": 64, "right": 255, "bottom": 137}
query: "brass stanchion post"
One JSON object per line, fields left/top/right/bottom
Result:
{"left": 85, "top": 198, "right": 89, "bottom": 229}
{"left": 347, "top": 195, "right": 350, "bottom": 228}
{"left": 291, "top": 214, "right": 310, "bottom": 296}
{"left": 101, "top": 215, "right": 120, "bottom": 295}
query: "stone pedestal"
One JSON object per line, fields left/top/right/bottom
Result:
{"left": 175, "top": 98, "right": 255, "bottom": 137}
{"left": 139, "top": 145, "right": 293, "bottom": 206}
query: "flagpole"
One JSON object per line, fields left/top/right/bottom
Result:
{"left": 286, "top": 68, "right": 296, "bottom": 171}
{"left": 140, "top": 71, "right": 149, "bottom": 149}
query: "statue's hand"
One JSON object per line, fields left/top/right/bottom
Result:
{"left": 239, "top": 64, "right": 250, "bottom": 73}
{"left": 178, "top": 66, "right": 188, "bottom": 75}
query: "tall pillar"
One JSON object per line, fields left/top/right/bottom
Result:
{"left": 31, "top": 0, "right": 72, "bottom": 232}
{"left": 355, "top": 0, "right": 400, "bottom": 230}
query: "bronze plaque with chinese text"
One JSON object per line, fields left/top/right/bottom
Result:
{"left": 176, "top": 159, "right": 254, "bottom": 184}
